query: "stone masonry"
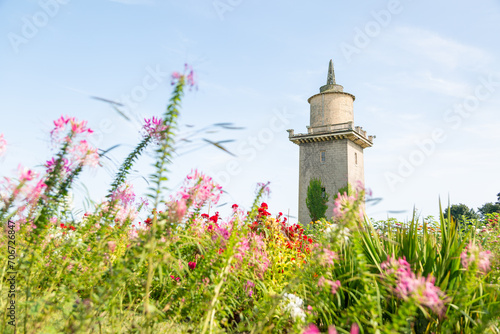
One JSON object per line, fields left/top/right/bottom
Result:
{"left": 288, "top": 60, "right": 374, "bottom": 224}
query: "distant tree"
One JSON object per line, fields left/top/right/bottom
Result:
{"left": 497, "top": 192, "right": 500, "bottom": 204}
{"left": 443, "top": 204, "right": 479, "bottom": 223}
{"left": 333, "top": 183, "right": 355, "bottom": 200}
{"left": 478, "top": 202, "right": 500, "bottom": 217}
{"left": 306, "top": 178, "right": 329, "bottom": 222}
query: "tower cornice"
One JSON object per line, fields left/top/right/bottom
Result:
{"left": 287, "top": 120, "right": 373, "bottom": 148}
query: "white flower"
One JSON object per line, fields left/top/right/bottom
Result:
{"left": 63, "top": 191, "right": 74, "bottom": 212}
{"left": 282, "top": 293, "right": 306, "bottom": 322}
{"left": 324, "top": 223, "right": 350, "bottom": 241}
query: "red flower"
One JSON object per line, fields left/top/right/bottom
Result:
{"left": 144, "top": 217, "right": 152, "bottom": 225}
{"left": 260, "top": 203, "right": 268, "bottom": 210}
{"left": 209, "top": 212, "right": 219, "bottom": 223}
{"left": 201, "top": 213, "right": 209, "bottom": 219}
{"left": 232, "top": 204, "right": 238, "bottom": 210}
{"left": 188, "top": 262, "right": 196, "bottom": 270}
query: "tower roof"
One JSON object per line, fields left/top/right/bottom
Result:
{"left": 319, "top": 59, "right": 344, "bottom": 93}
{"left": 326, "top": 59, "right": 336, "bottom": 85}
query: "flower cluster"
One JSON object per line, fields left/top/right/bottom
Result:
{"left": 323, "top": 222, "right": 350, "bottom": 242}
{"left": 60, "top": 223, "right": 76, "bottom": 231}
{"left": 319, "top": 248, "right": 338, "bottom": 267}
{"left": 165, "top": 170, "right": 223, "bottom": 221}
{"left": 50, "top": 115, "right": 93, "bottom": 143}
{"left": 256, "top": 182, "right": 271, "bottom": 197}
{"left": 233, "top": 233, "right": 270, "bottom": 279}
{"left": 45, "top": 157, "right": 71, "bottom": 174}
{"left": 68, "top": 139, "right": 100, "bottom": 168}
{"left": 318, "top": 276, "right": 341, "bottom": 295}
{"left": 143, "top": 117, "right": 168, "bottom": 144}
{"left": 0, "top": 165, "right": 47, "bottom": 224}
{"left": 103, "top": 183, "right": 139, "bottom": 224}
{"left": 171, "top": 63, "right": 197, "bottom": 90}
{"left": 381, "top": 256, "right": 448, "bottom": 318}
{"left": 461, "top": 242, "right": 492, "bottom": 274}
{"left": 333, "top": 191, "right": 362, "bottom": 224}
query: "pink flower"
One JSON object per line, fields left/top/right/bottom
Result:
{"left": 245, "top": 280, "right": 255, "bottom": 297}
{"left": 165, "top": 170, "right": 223, "bottom": 219}
{"left": 461, "top": 242, "right": 492, "bottom": 274}
{"left": 69, "top": 140, "right": 99, "bottom": 168}
{"left": 171, "top": 64, "right": 197, "bottom": 90}
{"left": 143, "top": 117, "right": 168, "bottom": 143}
{"left": 0, "top": 134, "right": 7, "bottom": 156}
{"left": 333, "top": 191, "right": 362, "bottom": 222}
{"left": 317, "top": 276, "right": 341, "bottom": 295}
{"left": 303, "top": 324, "right": 320, "bottom": 334}
{"left": 108, "top": 241, "right": 117, "bottom": 253}
{"left": 381, "top": 256, "right": 448, "bottom": 318}
{"left": 320, "top": 248, "right": 338, "bottom": 266}
{"left": 256, "top": 182, "right": 271, "bottom": 197}
{"left": 45, "top": 157, "right": 71, "bottom": 174}
{"left": 176, "top": 199, "right": 187, "bottom": 219}
{"left": 328, "top": 326, "right": 338, "bottom": 334}
{"left": 235, "top": 237, "right": 250, "bottom": 261}
{"left": 110, "top": 183, "right": 136, "bottom": 206}
{"left": 18, "top": 165, "right": 36, "bottom": 182}
{"left": 188, "top": 261, "right": 196, "bottom": 270}
{"left": 51, "top": 115, "right": 93, "bottom": 141}
{"left": 105, "top": 183, "right": 138, "bottom": 224}
{"left": 350, "top": 323, "right": 359, "bottom": 334}
{"left": 330, "top": 280, "right": 341, "bottom": 295}
{"left": 318, "top": 276, "right": 326, "bottom": 287}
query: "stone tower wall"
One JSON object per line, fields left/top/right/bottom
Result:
{"left": 298, "top": 139, "right": 350, "bottom": 224}
{"left": 309, "top": 93, "right": 355, "bottom": 128}
{"left": 346, "top": 140, "right": 365, "bottom": 188}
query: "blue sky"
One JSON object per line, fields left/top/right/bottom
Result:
{"left": 1, "top": 0, "right": 499, "bottom": 222}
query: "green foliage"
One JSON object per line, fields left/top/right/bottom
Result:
{"left": 478, "top": 202, "right": 500, "bottom": 217}
{"left": 333, "top": 183, "right": 354, "bottom": 200}
{"left": 443, "top": 203, "right": 479, "bottom": 224}
{"left": 305, "top": 178, "right": 329, "bottom": 223}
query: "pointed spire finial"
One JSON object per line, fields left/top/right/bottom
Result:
{"left": 327, "top": 59, "right": 336, "bottom": 85}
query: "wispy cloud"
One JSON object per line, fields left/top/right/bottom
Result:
{"left": 395, "top": 26, "right": 493, "bottom": 71}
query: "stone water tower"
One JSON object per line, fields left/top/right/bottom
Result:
{"left": 287, "top": 60, "right": 374, "bottom": 224}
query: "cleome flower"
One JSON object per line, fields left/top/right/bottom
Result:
{"left": 461, "top": 242, "right": 492, "bottom": 274}
{"left": 381, "top": 256, "right": 449, "bottom": 318}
